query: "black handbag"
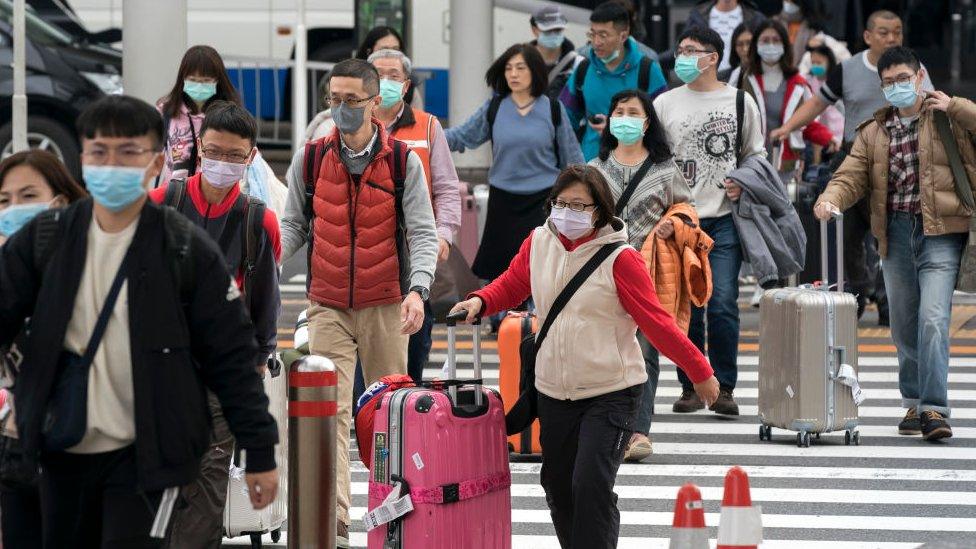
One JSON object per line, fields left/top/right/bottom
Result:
{"left": 43, "top": 251, "right": 132, "bottom": 452}
{"left": 505, "top": 241, "right": 625, "bottom": 436}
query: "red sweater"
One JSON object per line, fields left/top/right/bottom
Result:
{"left": 473, "top": 232, "right": 714, "bottom": 384}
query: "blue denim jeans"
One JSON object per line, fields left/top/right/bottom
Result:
{"left": 679, "top": 214, "right": 742, "bottom": 391}
{"left": 883, "top": 212, "right": 964, "bottom": 417}
{"left": 635, "top": 333, "right": 661, "bottom": 435}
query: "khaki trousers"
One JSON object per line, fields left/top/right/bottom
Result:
{"left": 307, "top": 302, "right": 407, "bottom": 526}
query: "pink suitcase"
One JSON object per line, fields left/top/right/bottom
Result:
{"left": 365, "top": 312, "right": 512, "bottom": 548}
{"left": 457, "top": 182, "right": 487, "bottom": 267}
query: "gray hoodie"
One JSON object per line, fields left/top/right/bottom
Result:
{"left": 727, "top": 155, "right": 806, "bottom": 286}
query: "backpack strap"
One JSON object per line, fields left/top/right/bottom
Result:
{"left": 486, "top": 95, "right": 504, "bottom": 145}
{"left": 573, "top": 58, "right": 590, "bottom": 140}
{"left": 934, "top": 110, "right": 976, "bottom": 211}
{"left": 162, "top": 178, "right": 188, "bottom": 212}
{"left": 153, "top": 113, "right": 173, "bottom": 189}
{"left": 302, "top": 140, "right": 331, "bottom": 223}
{"left": 637, "top": 56, "right": 652, "bottom": 92}
{"left": 32, "top": 209, "right": 63, "bottom": 275}
{"left": 735, "top": 89, "right": 745, "bottom": 165}
{"left": 241, "top": 197, "right": 266, "bottom": 308}
{"left": 162, "top": 207, "right": 196, "bottom": 305}
{"left": 549, "top": 97, "right": 562, "bottom": 168}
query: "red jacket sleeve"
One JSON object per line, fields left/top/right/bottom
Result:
{"left": 802, "top": 119, "right": 834, "bottom": 148}
{"left": 262, "top": 208, "right": 282, "bottom": 263}
{"left": 147, "top": 185, "right": 166, "bottom": 205}
{"left": 612, "top": 248, "right": 714, "bottom": 384}
{"left": 470, "top": 234, "right": 533, "bottom": 316}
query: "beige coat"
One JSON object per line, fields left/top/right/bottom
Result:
{"left": 816, "top": 97, "right": 976, "bottom": 257}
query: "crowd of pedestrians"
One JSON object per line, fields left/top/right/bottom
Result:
{"left": 0, "top": 1, "right": 973, "bottom": 548}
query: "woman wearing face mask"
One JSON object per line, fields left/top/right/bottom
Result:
{"left": 589, "top": 89, "right": 696, "bottom": 461}
{"left": 724, "top": 23, "right": 755, "bottom": 87}
{"left": 157, "top": 47, "right": 288, "bottom": 214}
{"left": 450, "top": 165, "right": 718, "bottom": 549}
{"left": 737, "top": 19, "right": 834, "bottom": 170}
{"left": 0, "top": 150, "right": 86, "bottom": 549}
{"left": 445, "top": 43, "right": 584, "bottom": 283}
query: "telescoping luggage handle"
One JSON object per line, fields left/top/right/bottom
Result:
{"left": 819, "top": 211, "right": 845, "bottom": 293}
{"left": 445, "top": 310, "right": 483, "bottom": 406}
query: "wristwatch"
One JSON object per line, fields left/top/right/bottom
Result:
{"left": 409, "top": 285, "right": 430, "bottom": 301}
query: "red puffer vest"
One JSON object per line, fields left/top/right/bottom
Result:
{"left": 305, "top": 125, "right": 408, "bottom": 309}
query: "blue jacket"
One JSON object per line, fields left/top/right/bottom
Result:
{"left": 560, "top": 37, "right": 668, "bottom": 161}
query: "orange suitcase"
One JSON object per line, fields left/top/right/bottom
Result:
{"left": 498, "top": 311, "right": 541, "bottom": 455}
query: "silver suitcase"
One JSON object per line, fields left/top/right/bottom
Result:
{"left": 758, "top": 214, "right": 863, "bottom": 447}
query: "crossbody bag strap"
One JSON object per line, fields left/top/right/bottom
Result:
{"left": 533, "top": 241, "right": 625, "bottom": 354}
{"left": 614, "top": 157, "right": 655, "bottom": 216}
{"left": 80, "top": 250, "right": 133, "bottom": 367}
{"left": 934, "top": 110, "right": 976, "bottom": 211}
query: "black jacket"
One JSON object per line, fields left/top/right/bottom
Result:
{"left": 685, "top": 1, "right": 766, "bottom": 34}
{"left": 0, "top": 199, "right": 278, "bottom": 491}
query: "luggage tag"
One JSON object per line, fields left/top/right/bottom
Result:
{"left": 834, "top": 364, "right": 865, "bottom": 406}
{"left": 362, "top": 480, "right": 414, "bottom": 531}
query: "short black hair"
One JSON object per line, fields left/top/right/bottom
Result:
{"left": 200, "top": 101, "right": 257, "bottom": 146}
{"left": 677, "top": 26, "right": 724, "bottom": 64}
{"left": 590, "top": 1, "right": 631, "bottom": 31}
{"left": 877, "top": 46, "right": 921, "bottom": 78}
{"left": 76, "top": 94, "right": 165, "bottom": 149}
{"left": 330, "top": 58, "right": 380, "bottom": 96}
{"left": 484, "top": 43, "right": 548, "bottom": 98}
{"left": 356, "top": 26, "right": 403, "bottom": 60}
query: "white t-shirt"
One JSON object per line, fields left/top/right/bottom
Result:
{"left": 710, "top": 5, "right": 744, "bottom": 71}
{"left": 64, "top": 216, "right": 138, "bottom": 454}
{"left": 654, "top": 84, "right": 766, "bottom": 219}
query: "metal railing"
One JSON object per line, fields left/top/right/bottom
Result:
{"left": 221, "top": 55, "right": 335, "bottom": 150}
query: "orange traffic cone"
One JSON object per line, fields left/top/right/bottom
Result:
{"left": 669, "top": 483, "right": 707, "bottom": 548}
{"left": 716, "top": 466, "right": 763, "bottom": 548}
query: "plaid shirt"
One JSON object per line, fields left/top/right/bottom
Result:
{"left": 886, "top": 111, "right": 922, "bottom": 214}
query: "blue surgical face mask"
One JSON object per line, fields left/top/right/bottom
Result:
{"left": 538, "top": 31, "right": 565, "bottom": 49}
{"left": 883, "top": 78, "right": 919, "bottom": 109}
{"left": 183, "top": 80, "right": 217, "bottom": 103}
{"left": 379, "top": 79, "right": 405, "bottom": 109}
{"left": 0, "top": 202, "right": 50, "bottom": 237}
{"left": 609, "top": 116, "right": 646, "bottom": 145}
{"left": 675, "top": 55, "right": 703, "bottom": 84}
{"left": 810, "top": 65, "right": 827, "bottom": 78}
{"left": 83, "top": 163, "right": 151, "bottom": 212}
{"left": 598, "top": 48, "right": 620, "bottom": 64}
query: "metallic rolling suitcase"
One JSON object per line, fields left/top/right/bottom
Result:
{"left": 758, "top": 213, "right": 864, "bottom": 448}
{"left": 365, "top": 312, "right": 512, "bottom": 549}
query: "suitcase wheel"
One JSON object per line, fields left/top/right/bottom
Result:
{"left": 797, "top": 432, "right": 812, "bottom": 448}
{"left": 758, "top": 425, "right": 772, "bottom": 441}
{"left": 845, "top": 430, "right": 861, "bottom": 446}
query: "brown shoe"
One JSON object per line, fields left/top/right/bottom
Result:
{"left": 673, "top": 389, "right": 705, "bottom": 413}
{"left": 337, "top": 521, "right": 350, "bottom": 548}
{"left": 623, "top": 433, "right": 653, "bottom": 462}
{"left": 898, "top": 407, "right": 921, "bottom": 435}
{"left": 921, "top": 410, "right": 953, "bottom": 441}
{"left": 709, "top": 388, "right": 740, "bottom": 416}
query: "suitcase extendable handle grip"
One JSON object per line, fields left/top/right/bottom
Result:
{"left": 819, "top": 211, "right": 844, "bottom": 293}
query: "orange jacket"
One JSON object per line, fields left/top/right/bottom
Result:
{"left": 640, "top": 203, "right": 714, "bottom": 334}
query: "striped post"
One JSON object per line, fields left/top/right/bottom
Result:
{"left": 717, "top": 466, "right": 763, "bottom": 549}
{"left": 669, "top": 483, "right": 708, "bottom": 548}
{"left": 287, "top": 355, "right": 337, "bottom": 549}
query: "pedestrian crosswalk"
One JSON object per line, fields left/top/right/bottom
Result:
{"left": 229, "top": 295, "right": 976, "bottom": 548}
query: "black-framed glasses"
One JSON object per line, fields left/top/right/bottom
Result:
{"left": 327, "top": 94, "right": 377, "bottom": 108}
{"left": 201, "top": 147, "right": 251, "bottom": 163}
{"left": 552, "top": 199, "right": 596, "bottom": 212}
{"left": 676, "top": 47, "right": 715, "bottom": 57}
{"left": 880, "top": 74, "right": 915, "bottom": 91}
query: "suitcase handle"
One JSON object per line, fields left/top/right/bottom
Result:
{"left": 819, "top": 211, "right": 844, "bottom": 293}
{"left": 444, "top": 311, "right": 482, "bottom": 406}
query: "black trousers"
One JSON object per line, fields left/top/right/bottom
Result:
{"left": 40, "top": 446, "right": 164, "bottom": 549}
{"left": 1, "top": 480, "right": 42, "bottom": 549}
{"left": 844, "top": 197, "right": 887, "bottom": 305}
{"left": 537, "top": 385, "right": 641, "bottom": 549}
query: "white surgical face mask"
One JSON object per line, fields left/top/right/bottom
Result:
{"left": 201, "top": 157, "right": 247, "bottom": 189}
{"left": 549, "top": 206, "right": 593, "bottom": 240}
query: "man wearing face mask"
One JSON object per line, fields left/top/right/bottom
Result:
{"left": 148, "top": 101, "right": 282, "bottom": 548}
{"left": 280, "top": 58, "right": 437, "bottom": 547}
{"left": 561, "top": 1, "right": 668, "bottom": 161}
{"left": 654, "top": 27, "right": 766, "bottom": 416}
{"left": 816, "top": 46, "right": 976, "bottom": 442}
{"left": 0, "top": 95, "right": 280, "bottom": 547}
{"left": 530, "top": 5, "right": 582, "bottom": 101}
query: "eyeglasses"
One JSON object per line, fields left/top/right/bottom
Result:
{"left": 552, "top": 199, "right": 596, "bottom": 212}
{"left": 81, "top": 146, "right": 159, "bottom": 166}
{"left": 881, "top": 74, "right": 915, "bottom": 90}
{"left": 327, "top": 95, "right": 377, "bottom": 108}
{"left": 586, "top": 30, "right": 616, "bottom": 42}
{"left": 201, "top": 147, "right": 251, "bottom": 163}
{"left": 676, "top": 47, "right": 715, "bottom": 57}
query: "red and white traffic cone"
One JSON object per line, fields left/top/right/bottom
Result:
{"left": 716, "top": 466, "right": 763, "bottom": 549}
{"left": 669, "top": 483, "right": 708, "bottom": 549}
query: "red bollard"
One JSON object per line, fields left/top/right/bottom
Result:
{"left": 717, "top": 466, "right": 763, "bottom": 549}
{"left": 669, "top": 483, "right": 708, "bottom": 548}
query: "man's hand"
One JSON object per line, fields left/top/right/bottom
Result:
{"left": 769, "top": 126, "right": 790, "bottom": 143}
{"left": 655, "top": 219, "right": 675, "bottom": 239}
{"left": 923, "top": 90, "right": 952, "bottom": 113}
{"left": 245, "top": 470, "right": 279, "bottom": 510}
{"left": 693, "top": 375, "right": 720, "bottom": 408}
{"left": 827, "top": 137, "right": 842, "bottom": 154}
{"left": 401, "top": 291, "right": 425, "bottom": 335}
{"left": 438, "top": 238, "right": 450, "bottom": 263}
{"left": 449, "top": 297, "right": 484, "bottom": 323}
{"left": 724, "top": 179, "right": 742, "bottom": 201}
{"left": 814, "top": 201, "right": 840, "bottom": 221}
{"left": 588, "top": 114, "right": 607, "bottom": 134}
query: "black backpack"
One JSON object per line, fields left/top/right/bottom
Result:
{"left": 486, "top": 95, "right": 563, "bottom": 168}
{"left": 573, "top": 56, "right": 653, "bottom": 139}
{"left": 162, "top": 178, "right": 265, "bottom": 306}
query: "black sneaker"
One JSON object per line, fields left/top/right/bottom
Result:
{"left": 921, "top": 410, "right": 953, "bottom": 441}
{"left": 710, "top": 388, "right": 740, "bottom": 416}
{"left": 672, "top": 389, "right": 705, "bottom": 413}
{"left": 898, "top": 407, "right": 921, "bottom": 435}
